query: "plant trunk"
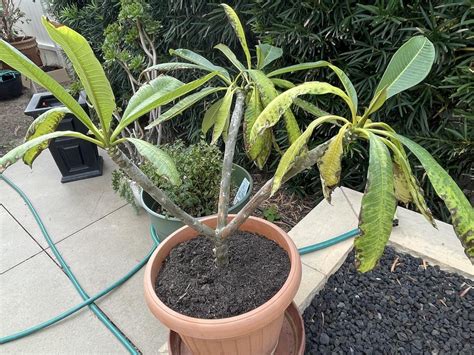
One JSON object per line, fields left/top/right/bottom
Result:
{"left": 214, "top": 236, "right": 229, "bottom": 268}
{"left": 107, "top": 146, "right": 215, "bottom": 238}
{"left": 215, "top": 90, "right": 245, "bottom": 267}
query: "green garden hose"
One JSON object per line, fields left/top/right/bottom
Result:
{"left": 0, "top": 173, "right": 359, "bottom": 352}
{"left": 0, "top": 173, "right": 159, "bottom": 353}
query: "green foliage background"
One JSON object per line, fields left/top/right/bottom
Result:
{"left": 48, "top": 0, "right": 473, "bottom": 222}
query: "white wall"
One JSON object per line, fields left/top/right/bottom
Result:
{"left": 13, "top": 0, "right": 63, "bottom": 66}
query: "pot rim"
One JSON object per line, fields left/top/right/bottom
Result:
{"left": 144, "top": 215, "right": 301, "bottom": 332}
{"left": 9, "top": 35, "right": 35, "bottom": 44}
{"left": 140, "top": 163, "right": 253, "bottom": 222}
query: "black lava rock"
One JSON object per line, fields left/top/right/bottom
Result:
{"left": 303, "top": 247, "right": 473, "bottom": 354}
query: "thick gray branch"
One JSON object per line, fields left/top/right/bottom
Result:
{"left": 216, "top": 90, "right": 245, "bottom": 234}
{"left": 221, "top": 140, "right": 331, "bottom": 238}
{"left": 108, "top": 147, "right": 215, "bottom": 238}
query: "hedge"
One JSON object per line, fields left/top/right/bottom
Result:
{"left": 48, "top": 0, "right": 473, "bottom": 222}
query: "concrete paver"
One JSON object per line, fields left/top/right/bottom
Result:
{"left": 0, "top": 205, "right": 42, "bottom": 274}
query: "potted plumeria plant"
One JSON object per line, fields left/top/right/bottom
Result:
{"left": 0, "top": 5, "right": 472, "bottom": 355}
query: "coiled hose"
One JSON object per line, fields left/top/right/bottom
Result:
{"left": 0, "top": 173, "right": 358, "bottom": 353}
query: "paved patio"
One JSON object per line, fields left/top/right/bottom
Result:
{"left": 1, "top": 150, "right": 472, "bottom": 353}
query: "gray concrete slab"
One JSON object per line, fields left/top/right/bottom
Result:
{"left": 289, "top": 188, "right": 358, "bottom": 277}
{"left": 43, "top": 204, "right": 169, "bottom": 353}
{"left": 294, "top": 263, "right": 326, "bottom": 312}
{"left": 0, "top": 252, "right": 126, "bottom": 353}
{"left": 0, "top": 150, "right": 127, "bottom": 249}
{"left": 0, "top": 205, "right": 42, "bottom": 274}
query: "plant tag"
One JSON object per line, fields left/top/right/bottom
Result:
{"left": 233, "top": 178, "right": 250, "bottom": 205}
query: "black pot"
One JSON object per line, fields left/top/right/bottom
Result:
{"left": 24, "top": 92, "right": 103, "bottom": 183}
{"left": 0, "top": 70, "right": 22, "bottom": 100}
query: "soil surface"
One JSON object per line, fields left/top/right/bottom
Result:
{"left": 155, "top": 232, "right": 290, "bottom": 319}
{"left": 0, "top": 90, "right": 33, "bottom": 156}
{"left": 304, "top": 247, "right": 473, "bottom": 354}
{"left": 251, "top": 173, "right": 319, "bottom": 232}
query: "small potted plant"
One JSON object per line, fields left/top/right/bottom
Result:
{"left": 112, "top": 140, "right": 252, "bottom": 239}
{"left": 0, "top": 0, "right": 42, "bottom": 67}
{"left": 0, "top": 7, "right": 472, "bottom": 355}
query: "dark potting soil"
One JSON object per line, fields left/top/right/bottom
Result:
{"left": 155, "top": 232, "right": 290, "bottom": 319}
{"left": 304, "top": 247, "right": 473, "bottom": 354}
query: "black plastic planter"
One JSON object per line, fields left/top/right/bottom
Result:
{"left": 0, "top": 70, "right": 22, "bottom": 100}
{"left": 24, "top": 92, "right": 103, "bottom": 183}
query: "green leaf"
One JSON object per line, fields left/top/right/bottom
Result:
{"left": 126, "top": 138, "right": 180, "bottom": 186}
{"left": 371, "top": 36, "right": 435, "bottom": 110}
{"left": 112, "top": 76, "right": 183, "bottom": 138}
{"left": 0, "top": 131, "right": 79, "bottom": 171}
{"left": 356, "top": 134, "right": 397, "bottom": 272}
{"left": 202, "top": 99, "right": 223, "bottom": 134}
{"left": 146, "top": 87, "right": 226, "bottom": 128}
{"left": 256, "top": 43, "right": 283, "bottom": 70}
{"left": 396, "top": 135, "right": 474, "bottom": 262}
{"left": 169, "top": 48, "right": 230, "bottom": 82}
{"left": 221, "top": 4, "right": 251, "bottom": 68}
{"left": 214, "top": 44, "right": 246, "bottom": 72}
{"left": 271, "top": 78, "right": 295, "bottom": 89}
{"left": 293, "top": 98, "right": 330, "bottom": 118}
{"left": 267, "top": 60, "right": 358, "bottom": 116}
{"left": 271, "top": 78, "right": 330, "bottom": 117}
{"left": 23, "top": 107, "right": 70, "bottom": 166}
{"left": 249, "top": 70, "right": 300, "bottom": 144}
{"left": 212, "top": 87, "right": 234, "bottom": 144}
{"left": 142, "top": 62, "right": 205, "bottom": 74}
{"left": 272, "top": 115, "right": 340, "bottom": 195}
{"left": 43, "top": 18, "right": 116, "bottom": 134}
{"left": 250, "top": 81, "right": 352, "bottom": 144}
{"left": 365, "top": 88, "right": 387, "bottom": 116}
{"left": 243, "top": 87, "right": 272, "bottom": 168}
{"left": 317, "top": 125, "right": 348, "bottom": 202}
{"left": 115, "top": 73, "right": 218, "bottom": 138}
{"left": 0, "top": 39, "right": 98, "bottom": 136}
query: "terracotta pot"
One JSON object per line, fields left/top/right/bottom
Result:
{"left": 9, "top": 36, "right": 43, "bottom": 67}
{"left": 144, "top": 215, "right": 302, "bottom": 355}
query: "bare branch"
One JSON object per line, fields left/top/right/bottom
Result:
{"left": 216, "top": 90, "right": 245, "bottom": 234}
{"left": 108, "top": 147, "right": 216, "bottom": 238}
{"left": 221, "top": 140, "right": 331, "bottom": 238}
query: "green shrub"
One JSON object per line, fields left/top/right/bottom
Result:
{"left": 112, "top": 141, "right": 224, "bottom": 217}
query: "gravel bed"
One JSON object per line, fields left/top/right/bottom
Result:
{"left": 303, "top": 247, "right": 473, "bottom": 354}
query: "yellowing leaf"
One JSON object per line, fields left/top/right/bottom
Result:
{"left": 250, "top": 81, "right": 351, "bottom": 145}
{"left": 393, "top": 158, "right": 412, "bottom": 204}
{"left": 212, "top": 87, "right": 234, "bottom": 144}
{"left": 221, "top": 4, "right": 251, "bottom": 68}
{"left": 249, "top": 70, "right": 300, "bottom": 145}
{"left": 43, "top": 18, "right": 116, "bottom": 133}
{"left": 1, "top": 131, "right": 79, "bottom": 171}
{"left": 23, "top": 107, "right": 70, "bottom": 166}
{"left": 202, "top": 99, "right": 223, "bottom": 134}
{"left": 272, "top": 115, "right": 340, "bottom": 195}
{"left": 356, "top": 133, "right": 397, "bottom": 272}
{"left": 397, "top": 135, "right": 474, "bottom": 262}
{"left": 317, "top": 125, "right": 348, "bottom": 202}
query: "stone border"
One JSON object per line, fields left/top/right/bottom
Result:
{"left": 293, "top": 187, "right": 473, "bottom": 312}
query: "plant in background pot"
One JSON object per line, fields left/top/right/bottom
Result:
{"left": 112, "top": 140, "right": 253, "bottom": 239}
{"left": 0, "top": 6, "right": 472, "bottom": 355}
{"left": 0, "top": 0, "right": 42, "bottom": 67}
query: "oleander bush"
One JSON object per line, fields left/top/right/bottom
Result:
{"left": 47, "top": 0, "right": 473, "bottom": 221}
